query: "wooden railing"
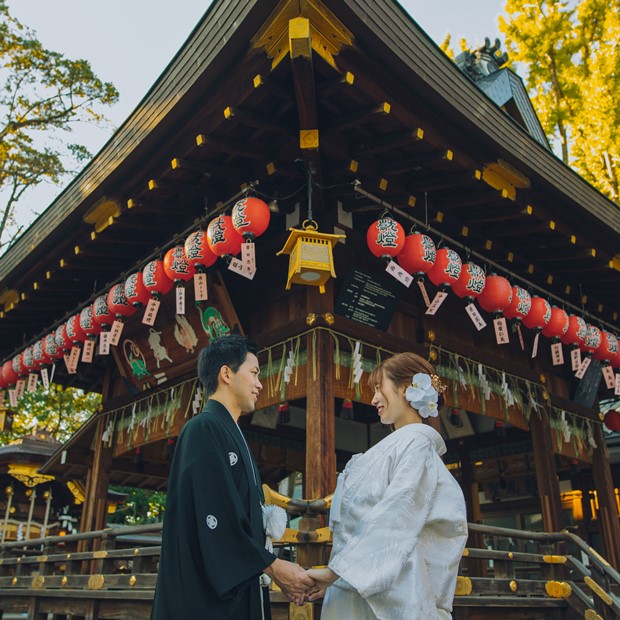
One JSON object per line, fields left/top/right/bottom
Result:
{"left": 0, "top": 490, "right": 618, "bottom": 619}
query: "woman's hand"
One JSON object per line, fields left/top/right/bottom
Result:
{"left": 305, "top": 567, "right": 338, "bottom": 601}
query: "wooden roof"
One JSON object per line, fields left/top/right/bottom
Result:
{"left": 0, "top": 0, "right": 618, "bottom": 378}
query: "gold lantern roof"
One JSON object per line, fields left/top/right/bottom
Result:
{"left": 276, "top": 221, "right": 345, "bottom": 294}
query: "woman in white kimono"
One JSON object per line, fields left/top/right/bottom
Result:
{"left": 307, "top": 352, "right": 468, "bottom": 619}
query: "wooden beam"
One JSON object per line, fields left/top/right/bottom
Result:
{"left": 195, "top": 134, "right": 271, "bottom": 159}
{"left": 360, "top": 128, "right": 424, "bottom": 155}
{"left": 411, "top": 171, "right": 484, "bottom": 192}
{"left": 317, "top": 71, "right": 356, "bottom": 101}
{"left": 289, "top": 17, "right": 318, "bottom": 132}
{"left": 169, "top": 157, "right": 241, "bottom": 181}
{"left": 324, "top": 101, "right": 391, "bottom": 134}
{"left": 223, "top": 106, "right": 294, "bottom": 135}
{"left": 382, "top": 149, "right": 454, "bottom": 175}
{"left": 252, "top": 74, "right": 295, "bottom": 102}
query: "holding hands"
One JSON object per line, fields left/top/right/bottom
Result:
{"left": 305, "top": 567, "right": 338, "bottom": 602}
{"left": 264, "top": 560, "right": 338, "bottom": 605}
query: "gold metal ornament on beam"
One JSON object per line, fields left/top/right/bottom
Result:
{"left": 276, "top": 220, "right": 345, "bottom": 293}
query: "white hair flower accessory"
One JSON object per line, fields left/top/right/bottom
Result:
{"left": 405, "top": 372, "right": 444, "bottom": 418}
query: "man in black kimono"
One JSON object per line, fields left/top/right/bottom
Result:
{"left": 151, "top": 335, "right": 314, "bottom": 619}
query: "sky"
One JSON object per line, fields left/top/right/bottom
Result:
{"left": 5, "top": 0, "right": 507, "bottom": 233}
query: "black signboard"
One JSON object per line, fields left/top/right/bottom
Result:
{"left": 573, "top": 357, "right": 602, "bottom": 409}
{"left": 335, "top": 267, "right": 403, "bottom": 330}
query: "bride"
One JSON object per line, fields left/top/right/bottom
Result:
{"left": 307, "top": 352, "right": 468, "bottom": 619}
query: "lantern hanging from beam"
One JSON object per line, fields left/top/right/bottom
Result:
{"left": 522, "top": 297, "right": 551, "bottom": 331}
{"left": 428, "top": 248, "right": 462, "bottom": 289}
{"left": 604, "top": 410, "right": 620, "bottom": 432}
{"left": 66, "top": 314, "right": 88, "bottom": 345}
{"left": 477, "top": 274, "right": 512, "bottom": 313}
{"left": 541, "top": 307, "right": 569, "bottom": 340}
{"left": 164, "top": 246, "right": 195, "bottom": 283}
{"left": 184, "top": 231, "right": 218, "bottom": 271}
{"left": 108, "top": 283, "right": 137, "bottom": 319}
{"left": 581, "top": 324, "right": 602, "bottom": 354}
{"left": 366, "top": 215, "right": 405, "bottom": 260}
{"left": 594, "top": 331, "right": 618, "bottom": 363}
{"left": 124, "top": 273, "right": 151, "bottom": 308}
{"left": 80, "top": 306, "right": 102, "bottom": 338}
{"left": 276, "top": 221, "right": 345, "bottom": 294}
{"left": 54, "top": 324, "right": 71, "bottom": 353}
{"left": 2, "top": 361, "right": 18, "bottom": 387}
{"left": 207, "top": 215, "right": 244, "bottom": 258}
{"left": 452, "top": 261, "right": 485, "bottom": 300}
{"left": 560, "top": 315, "right": 587, "bottom": 347}
{"left": 43, "top": 333, "right": 63, "bottom": 361}
{"left": 142, "top": 259, "right": 174, "bottom": 299}
{"left": 397, "top": 232, "right": 436, "bottom": 279}
{"left": 503, "top": 286, "right": 531, "bottom": 322}
{"left": 232, "top": 197, "right": 271, "bottom": 240}
{"left": 93, "top": 294, "right": 114, "bottom": 329}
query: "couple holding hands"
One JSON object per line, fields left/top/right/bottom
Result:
{"left": 152, "top": 335, "right": 467, "bottom": 619}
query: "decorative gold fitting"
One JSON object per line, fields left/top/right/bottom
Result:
{"left": 546, "top": 580, "right": 572, "bottom": 599}
{"left": 454, "top": 576, "right": 472, "bottom": 596}
{"left": 543, "top": 555, "right": 567, "bottom": 564}
{"left": 129, "top": 575, "right": 137, "bottom": 587}
{"left": 584, "top": 576, "right": 612, "bottom": 605}
{"left": 509, "top": 580, "right": 517, "bottom": 592}
{"left": 61, "top": 576, "right": 68, "bottom": 586}
{"left": 32, "top": 575, "right": 45, "bottom": 589}
{"left": 87, "top": 574, "right": 105, "bottom": 590}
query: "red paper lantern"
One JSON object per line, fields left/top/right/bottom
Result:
{"left": 2, "top": 360, "right": 18, "bottom": 386}
{"left": 66, "top": 314, "right": 87, "bottom": 344}
{"left": 164, "top": 246, "right": 195, "bottom": 282}
{"left": 0, "top": 366, "right": 6, "bottom": 390}
{"left": 43, "top": 332, "right": 63, "bottom": 361}
{"left": 560, "top": 315, "right": 587, "bottom": 346}
{"left": 594, "top": 331, "right": 618, "bottom": 362}
{"left": 396, "top": 232, "right": 435, "bottom": 276}
{"left": 55, "top": 323, "right": 71, "bottom": 352}
{"left": 142, "top": 260, "right": 174, "bottom": 298}
{"left": 452, "top": 262, "right": 485, "bottom": 300}
{"left": 92, "top": 294, "right": 114, "bottom": 329}
{"left": 428, "top": 248, "right": 462, "bottom": 288}
{"left": 477, "top": 274, "right": 512, "bottom": 313}
{"left": 604, "top": 410, "right": 620, "bottom": 431}
{"left": 12, "top": 353, "right": 24, "bottom": 378}
{"left": 366, "top": 216, "right": 405, "bottom": 260}
{"left": 124, "top": 273, "right": 151, "bottom": 308}
{"left": 32, "top": 339, "right": 49, "bottom": 367}
{"left": 80, "top": 306, "right": 101, "bottom": 337}
{"left": 22, "top": 346, "right": 38, "bottom": 372}
{"left": 503, "top": 286, "right": 531, "bottom": 321}
{"left": 232, "top": 197, "right": 271, "bottom": 240}
{"left": 108, "top": 283, "right": 136, "bottom": 318}
{"left": 207, "top": 215, "right": 244, "bottom": 258}
{"left": 184, "top": 231, "right": 218, "bottom": 270}
{"left": 522, "top": 297, "right": 551, "bottom": 330}
{"left": 611, "top": 346, "right": 620, "bottom": 370}
{"left": 581, "top": 324, "right": 602, "bottom": 353}
{"left": 541, "top": 307, "right": 569, "bottom": 340}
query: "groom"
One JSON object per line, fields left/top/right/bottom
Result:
{"left": 151, "top": 335, "right": 315, "bottom": 619}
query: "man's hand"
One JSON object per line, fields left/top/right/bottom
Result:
{"left": 305, "top": 567, "right": 338, "bottom": 601}
{"left": 264, "top": 558, "right": 316, "bottom": 606}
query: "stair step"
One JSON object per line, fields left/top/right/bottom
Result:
{"left": 454, "top": 595, "right": 567, "bottom": 608}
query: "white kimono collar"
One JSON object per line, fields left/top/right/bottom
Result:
{"left": 396, "top": 423, "right": 447, "bottom": 457}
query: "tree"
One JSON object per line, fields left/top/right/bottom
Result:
{"left": 107, "top": 486, "right": 167, "bottom": 526}
{"left": 0, "top": 1, "right": 118, "bottom": 251}
{"left": 1, "top": 383, "right": 101, "bottom": 444}
{"left": 498, "top": 0, "right": 620, "bottom": 202}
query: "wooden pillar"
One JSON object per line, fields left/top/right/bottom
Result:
{"left": 299, "top": 287, "right": 335, "bottom": 570}
{"left": 529, "top": 411, "right": 563, "bottom": 532}
{"left": 81, "top": 415, "right": 112, "bottom": 536}
{"left": 591, "top": 423, "right": 620, "bottom": 568}
{"left": 304, "top": 286, "right": 335, "bottom": 500}
{"left": 459, "top": 447, "right": 486, "bottom": 577}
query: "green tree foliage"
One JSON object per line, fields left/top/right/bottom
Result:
{"left": 499, "top": 0, "right": 620, "bottom": 202}
{"left": 107, "top": 486, "right": 166, "bottom": 526}
{"left": 0, "top": 1, "right": 118, "bottom": 250}
{"left": 1, "top": 383, "right": 101, "bottom": 444}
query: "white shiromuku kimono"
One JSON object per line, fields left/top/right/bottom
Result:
{"left": 323, "top": 423, "right": 468, "bottom": 620}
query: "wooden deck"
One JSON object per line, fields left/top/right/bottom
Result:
{"left": 0, "top": 518, "right": 618, "bottom": 619}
